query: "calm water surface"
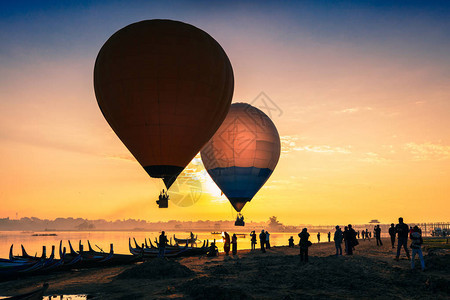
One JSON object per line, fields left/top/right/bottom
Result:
{"left": 0, "top": 230, "right": 325, "bottom": 258}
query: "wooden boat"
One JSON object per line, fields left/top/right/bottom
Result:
{"left": 129, "top": 238, "right": 191, "bottom": 258}
{"left": 0, "top": 259, "right": 44, "bottom": 280}
{"left": 85, "top": 240, "right": 142, "bottom": 265}
{"left": 9, "top": 245, "right": 56, "bottom": 271}
{"left": 130, "top": 238, "right": 209, "bottom": 257}
{"left": 2, "top": 283, "right": 49, "bottom": 299}
{"left": 173, "top": 234, "right": 198, "bottom": 244}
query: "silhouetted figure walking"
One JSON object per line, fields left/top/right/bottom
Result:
{"left": 347, "top": 224, "right": 358, "bottom": 255}
{"left": 357, "top": 230, "right": 360, "bottom": 239}
{"left": 299, "top": 228, "right": 310, "bottom": 262}
{"left": 158, "top": 231, "right": 167, "bottom": 258}
{"left": 375, "top": 225, "right": 383, "bottom": 246}
{"left": 259, "top": 230, "right": 266, "bottom": 253}
{"left": 362, "top": 230, "right": 365, "bottom": 241}
{"left": 265, "top": 231, "right": 271, "bottom": 249}
{"left": 334, "top": 226, "right": 343, "bottom": 256}
{"left": 388, "top": 223, "right": 396, "bottom": 248}
{"left": 317, "top": 232, "right": 320, "bottom": 243}
{"left": 288, "top": 236, "right": 294, "bottom": 247}
{"left": 365, "top": 229, "right": 370, "bottom": 241}
{"left": 395, "top": 217, "right": 410, "bottom": 261}
{"left": 410, "top": 226, "right": 425, "bottom": 270}
{"left": 223, "top": 232, "right": 231, "bottom": 256}
{"left": 231, "top": 234, "right": 237, "bottom": 255}
{"left": 250, "top": 231, "right": 257, "bottom": 250}
{"left": 328, "top": 232, "right": 331, "bottom": 242}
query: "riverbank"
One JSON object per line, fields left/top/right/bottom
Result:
{"left": 0, "top": 238, "right": 448, "bottom": 299}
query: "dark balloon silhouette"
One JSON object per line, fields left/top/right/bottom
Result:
{"left": 201, "top": 103, "right": 280, "bottom": 212}
{"left": 94, "top": 19, "right": 234, "bottom": 189}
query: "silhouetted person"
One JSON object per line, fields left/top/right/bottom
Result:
{"left": 334, "top": 226, "right": 343, "bottom": 256}
{"left": 298, "top": 228, "right": 310, "bottom": 262}
{"left": 375, "top": 225, "right": 383, "bottom": 246}
{"left": 231, "top": 234, "right": 237, "bottom": 255}
{"left": 410, "top": 226, "right": 425, "bottom": 270}
{"left": 388, "top": 223, "right": 396, "bottom": 248}
{"left": 250, "top": 231, "right": 257, "bottom": 250}
{"left": 288, "top": 236, "right": 294, "bottom": 247}
{"left": 259, "top": 230, "right": 266, "bottom": 253}
{"left": 223, "top": 232, "right": 231, "bottom": 256}
{"left": 357, "top": 230, "right": 360, "bottom": 239}
{"left": 343, "top": 226, "right": 349, "bottom": 254}
{"left": 207, "top": 239, "right": 219, "bottom": 257}
{"left": 361, "top": 230, "right": 365, "bottom": 241}
{"left": 366, "top": 229, "right": 370, "bottom": 241}
{"left": 395, "top": 217, "right": 410, "bottom": 261}
{"left": 158, "top": 231, "right": 167, "bottom": 258}
{"left": 265, "top": 231, "right": 271, "bottom": 249}
{"left": 317, "top": 232, "right": 320, "bottom": 243}
{"left": 328, "top": 232, "right": 331, "bottom": 242}
{"left": 347, "top": 224, "right": 357, "bottom": 255}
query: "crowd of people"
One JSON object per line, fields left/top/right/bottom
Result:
{"left": 161, "top": 217, "right": 426, "bottom": 271}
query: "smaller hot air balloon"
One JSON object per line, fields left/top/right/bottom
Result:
{"left": 201, "top": 103, "right": 281, "bottom": 225}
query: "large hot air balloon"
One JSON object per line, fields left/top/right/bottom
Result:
{"left": 200, "top": 103, "right": 280, "bottom": 224}
{"left": 94, "top": 20, "right": 234, "bottom": 193}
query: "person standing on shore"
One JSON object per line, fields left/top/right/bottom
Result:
{"left": 299, "top": 228, "right": 311, "bottom": 262}
{"left": 362, "top": 230, "right": 365, "bottom": 241}
{"left": 375, "top": 225, "right": 383, "bottom": 246}
{"left": 231, "top": 233, "right": 238, "bottom": 255}
{"left": 343, "top": 226, "right": 349, "bottom": 254}
{"left": 317, "top": 232, "right": 320, "bottom": 243}
{"left": 259, "top": 230, "right": 266, "bottom": 253}
{"left": 410, "top": 226, "right": 425, "bottom": 270}
{"left": 265, "top": 231, "right": 271, "bottom": 249}
{"left": 366, "top": 229, "right": 370, "bottom": 241}
{"left": 250, "top": 231, "right": 257, "bottom": 250}
{"left": 223, "top": 232, "right": 231, "bottom": 256}
{"left": 328, "top": 232, "right": 331, "bottom": 242}
{"left": 395, "top": 217, "right": 410, "bottom": 261}
{"left": 389, "top": 223, "right": 396, "bottom": 248}
{"left": 347, "top": 224, "right": 358, "bottom": 255}
{"left": 334, "top": 226, "right": 343, "bottom": 256}
{"left": 158, "top": 231, "right": 167, "bottom": 258}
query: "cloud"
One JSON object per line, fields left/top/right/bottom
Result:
{"left": 358, "top": 152, "right": 388, "bottom": 163}
{"left": 281, "top": 135, "right": 351, "bottom": 155}
{"left": 403, "top": 142, "right": 450, "bottom": 161}
{"left": 106, "top": 154, "right": 135, "bottom": 162}
{"left": 334, "top": 107, "right": 373, "bottom": 114}
{"left": 293, "top": 145, "right": 351, "bottom": 154}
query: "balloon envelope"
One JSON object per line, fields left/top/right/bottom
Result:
{"left": 201, "top": 103, "right": 281, "bottom": 212}
{"left": 94, "top": 20, "right": 234, "bottom": 189}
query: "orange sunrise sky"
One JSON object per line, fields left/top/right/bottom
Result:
{"left": 1, "top": 1, "right": 449, "bottom": 225}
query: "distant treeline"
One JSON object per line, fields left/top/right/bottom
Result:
{"left": 0, "top": 217, "right": 272, "bottom": 232}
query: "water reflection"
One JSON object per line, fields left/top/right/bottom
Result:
{"left": 44, "top": 296, "right": 88, "bottom": 300}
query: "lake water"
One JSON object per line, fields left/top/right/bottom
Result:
{"left": 0, "top": 230, "right": 326, "bottom": 258}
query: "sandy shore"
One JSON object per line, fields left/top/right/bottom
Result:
{"left": 0, "top": 238, "right": 448, "bottom": 299}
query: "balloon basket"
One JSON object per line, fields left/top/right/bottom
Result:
{"left": 234, "top": 214, "right": 245, "bottom": 226}
{"left": 156, "top": 190, "right": 169, "bottom": 208}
